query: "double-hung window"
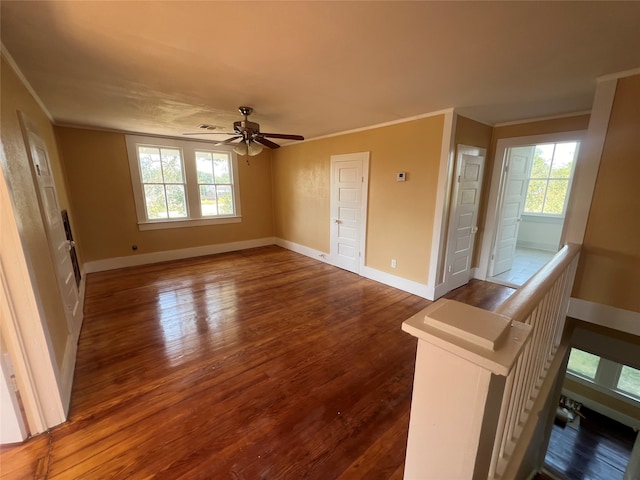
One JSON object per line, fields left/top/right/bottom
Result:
{"left": 126, "top": 135, "right": 241, "bottom": 230}
{"left": 524, "top": 141, "right": 578, "bottom": 217}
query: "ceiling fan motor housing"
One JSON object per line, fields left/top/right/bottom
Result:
{"left": 234, "top": 120, "right": 260, "bottom": 136}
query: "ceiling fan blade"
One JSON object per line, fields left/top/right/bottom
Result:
{"left": 260, "top": 133, "right": 304, "bottom": 141}
{"left": 215, "top": 136, "right": 242, "bottom": 146}
{"left": 183, "top": 131, "right": 237, "bottom": 136}
{"left": 255, "top": 137, "right": 281, "bottom": 149}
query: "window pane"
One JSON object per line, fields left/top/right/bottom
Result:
{"left": 213, "top": 156, "right": 231, "bottom": 184}
{"left": 542, "top": 180, "right": 568, "bottom": 214}
{"left": 531, "top": 144, "right": 553, "bottom": 178}
{"left": 144, "top": 184, "right": 168, "bottom": 219}
{"left": 216, "top": 185, "right": 234, "bottom": 215}
{"left": 199, "top": 185, "right": 218, "bottom": 216}
{"left": 617, "top": 365, "right": 640, "bottom": 398}
{"left": 525, "top": 180, "right": 546, "bottom": 213}
{"left": 567, "top": 348, "right": 600, "bottom": 379}
{"left": 196, "top": 152, "right": 214, "bottom": 184}
{"left": 161, "top": 149, "right": 183, "bottom": 183}
{"left": 165, "top": 185, "right": 187, "bottom": 218}
{"left": 139, "top": 147, "right": 162, "bottom": 183}
{"left": 550, "top": 142, "right": 576, "bottom": 178}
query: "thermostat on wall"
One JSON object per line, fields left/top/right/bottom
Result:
{"left": 397, "top": 172, "right": 406, "bottom": 182}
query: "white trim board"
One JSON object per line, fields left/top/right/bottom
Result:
{"left": 275, "top": 238, "right": 432, "bottom": 299}
{"left": 273, "top": 238, "right": 330, "bottom": 264}
{"left": 568, "top": 298, "right": 640, "bottom": 337}
{"left": 84, "top": 237, "right": 277, "bottom": 273}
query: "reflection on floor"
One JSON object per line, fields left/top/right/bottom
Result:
{"left": 490, "top": 247, "right": 555, "bottom": 287}
{"left": 543, "top": 407, "right": 636, "bottom": 480}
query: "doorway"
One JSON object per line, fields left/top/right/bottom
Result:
{"left": 479, "top": 133, "right": 581, "bottom": 287}
{"left": 329, "top": 152, "right": 370, "bottom": 274}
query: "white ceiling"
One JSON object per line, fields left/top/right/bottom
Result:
{"left": 2, "top": 1, "right": 640, "bottom": 142}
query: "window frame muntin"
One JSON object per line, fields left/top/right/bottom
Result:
{"left": 523, "top": 141, "right": 580, "bottom": 218}
{"left": 126, "top": 135, "right": 241, "bottom": 230}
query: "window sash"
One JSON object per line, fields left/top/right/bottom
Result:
{"left": 126, "top": 135, "right": 241, "bottom": 230}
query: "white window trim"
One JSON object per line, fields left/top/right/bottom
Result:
{"left": 523, "top": 141, "right": 580, "bottom": 218}
{"left": 566, "top": 349, "right": 640, "bottom": 406}
{"left": 126, "top": 135, "right": 241, "bottom": 230}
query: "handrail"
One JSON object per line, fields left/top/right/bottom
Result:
{"left": 489, "top": 243, "right": 581, "bottom": 479}
{"left": 495, "top": 243, "right": 581, "bottom": 321}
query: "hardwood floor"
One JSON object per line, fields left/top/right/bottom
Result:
{"left": 543, "top": 407, "right": 636, "bottom": 480}
{"left": 0, "top": 246, "right": 514, "bottom": 479}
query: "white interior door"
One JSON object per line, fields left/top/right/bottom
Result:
{"left": 330, "top": 152, "right": 369, "bottom": 274}
{"left": 490, "top": 145, "right": 534, "bottom": 276}
{"left": 20, "top": 115, "right": 81, "bottom": 335}
{"left": 443, "top": 145, "right": 485, "bottom": 291}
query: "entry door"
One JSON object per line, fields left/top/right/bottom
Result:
{"left": 330, "top": 152, "right": 369, "bottom": 274}
{"left": 443, "top": 146, "right": 485, "bottom": 291}
{"left": 490, "top": 146, "right": 534, "bottom": 276}
{"left": 20, "top": 114, "right": 81, "bottom": 334}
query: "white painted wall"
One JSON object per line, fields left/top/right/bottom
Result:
{"left": 517, "top": 215, "right": 563, "bottom": 252}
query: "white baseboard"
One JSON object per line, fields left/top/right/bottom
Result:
{"left": 273, "top": 238, "right": 330, "bottom": 264}
{"left": 516, "top": 240, "right": 558, "bottom": 252}
{"left": 568, "top": 298, "right": 640, "bottom": 337}
{"left": 273, "top": 238, "right": 433, "bottom": 299}
{"left": 360, "top": 266, "right": 431, "bottom": 299}
{"left": 84, "top": 237, "right": 277, "bottom": 273}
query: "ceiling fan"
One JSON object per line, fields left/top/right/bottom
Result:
{"left": 184, "top": 106, "right": 304, "bottom": 156}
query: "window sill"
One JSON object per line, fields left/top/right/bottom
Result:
{"left": 566, "top": 372, "right": 640, "bottom": 407}
{"left": 138, "top": 216, "right": 242, "bottom": 231}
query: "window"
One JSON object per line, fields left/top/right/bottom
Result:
{"left": 138, "top": 146, "right": 187, "bottom": 219}
{"left": 126, "top": 136, "right": 241, "bottom": 230}
{"left": 567, "top": 348, "right": 600, "bottom": 380}
{"left": 617, "top": 365, "right": 640, "bottom": 399}
{"left": 566, "top": 348, "right": 640, "bottom": 403}
{"left": 524, "top": 141, "right": 578, "bottom": 216}
{"left": 195, "top": 151, "right": 234, "bottom": 217}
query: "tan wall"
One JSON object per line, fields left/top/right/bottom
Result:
{"left": 272, "top": 115, "right": 445, "bottom": 283}
{"left": 0, "top": 56, "right": 72, "bottom": 368}
{"left": 473, "top": 114, "right": 591, "bottom": 267}
{"left": 573, "top": 75, "right": 640, "bottom": 313}
{"left": 55, "top": 127, "right": 275, "bottom": 262}
{"left": 454, "top": 115, "right": 492, "bottom": 150}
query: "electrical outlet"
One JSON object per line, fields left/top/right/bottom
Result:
{"left": 391, "top": 259, "right": 397, "bottom": 268}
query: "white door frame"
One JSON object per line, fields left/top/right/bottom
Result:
{"left": 330, "top": 152, "right": 370, "bottom": 274}
{"left": 477, "top": 131, "right": 587, "bottom": 280}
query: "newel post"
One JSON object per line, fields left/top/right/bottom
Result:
{"left": 401, "top": 299, "right": 531, "bottom": 480}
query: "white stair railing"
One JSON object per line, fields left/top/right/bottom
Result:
{"left": 402, "top": 243, "right": 580, "bottom": 480}
{"left": 489, "top": 243, "right": 580, "bottom": 479}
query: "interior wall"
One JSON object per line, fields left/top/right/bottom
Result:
{"left": 454, "top": 115, "right": 492, "bottom": 149}
{"left": 55, "top": 127, "right": 275, "bottom": 263}
{"left": 473, "top": 114, "right": 591, "bottom": 267}
{"left": 517, "top": 215, "right": 562, "bottom": 252}
{"left": 572, "top": 74, "right": 640, "bottom": 314}
{"left": 0, "top": 54, "right": 72, "bottom": 368}
{"left": 272, "top": 115, "right": 445, "bottom": 284}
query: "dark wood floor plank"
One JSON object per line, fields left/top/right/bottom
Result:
{"left": 1, "top": 246, "right": 515, "bottom": 479}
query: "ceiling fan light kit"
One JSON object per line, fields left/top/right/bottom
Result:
{"left": 184, "top": 106, "right": 304, "bottom": 158}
